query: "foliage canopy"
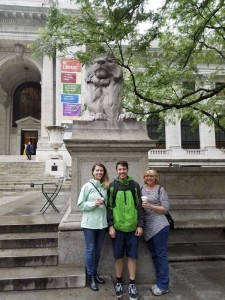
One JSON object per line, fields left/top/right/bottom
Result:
{"left": 32, "top": 0, "right": 225, "bottom": 132}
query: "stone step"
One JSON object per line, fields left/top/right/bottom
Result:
{"left": 0, "top": 215, "right": 61, "bottom": 233}
{"left": 0, "top": 265, "right": 85, "bottom": 291}
{"left": 0, "top": 232, "right": 58, "bottom": 249}
{"left": 168, "top": 227, "right": 225, "bottom": 244}
{"left": 168, "top": 242, "right": 225, "bottom": 262}
{"left": 0, "top": 248, "right": 58, "bottom": 267}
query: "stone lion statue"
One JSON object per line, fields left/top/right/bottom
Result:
{"left": 81, "top": 53, "right": 136, "bottom": 121}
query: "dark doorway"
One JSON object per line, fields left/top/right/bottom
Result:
{"left": 13, "top": 82, "right": 41, "bottom": 127}
{"left": 21, "top": 130, "right": 38, "bottom": 155}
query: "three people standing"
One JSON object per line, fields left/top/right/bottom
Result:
{"left": 77, "top": 162, "right": 170, "bottom": 298}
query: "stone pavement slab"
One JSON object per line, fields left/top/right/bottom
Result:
{"left": 0, "top": 190, "right": 70, "bottom": 216}
{"left": 0, "top": 261, "right": 225, "bottom": 299}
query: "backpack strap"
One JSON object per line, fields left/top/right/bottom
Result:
{"left": 111, "top": 180, "right": 137, "bottom": 208}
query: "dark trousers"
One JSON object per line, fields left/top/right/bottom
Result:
{"left": 83, "top": 228, "right": 107, "bottom": 276}
{"left": 147, "top": 226, "right": 170, "bottom": 290}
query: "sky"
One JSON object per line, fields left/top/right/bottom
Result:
{"left": 147, "top": 0, "right": 165, "bottom": 10}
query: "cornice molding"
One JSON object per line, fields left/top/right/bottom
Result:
{"left": 0, "top": 6, "right": 48, "bottom": 22}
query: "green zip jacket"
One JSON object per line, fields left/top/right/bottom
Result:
{"left": 107, "top": 176, "right": 144, "bottom": 232}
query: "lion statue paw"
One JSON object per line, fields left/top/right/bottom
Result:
{"left": 118, "top": 112, "right": 137, "bottom": 122}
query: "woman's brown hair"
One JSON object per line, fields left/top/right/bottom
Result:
{"left": 92, "top": 163, "right": 109, "bottom": 189}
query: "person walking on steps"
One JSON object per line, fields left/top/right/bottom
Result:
{"left": 77, "top": 163, "right": 109, "bottom": 292}
{"left": 107, "top": 161, "right": 144, "bottom": 300}
{"left": 26, "top": 142, "right": 33, "bottom": 160}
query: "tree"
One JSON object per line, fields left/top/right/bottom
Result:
{"left": 32, "top": 0, "right": 225, "bottom": 132}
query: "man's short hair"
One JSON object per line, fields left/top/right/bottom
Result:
{"left": 116, "top": 161, "right": 128, "bottom": 170}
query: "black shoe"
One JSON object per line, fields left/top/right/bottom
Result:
{"left": 95, "top": 274, "right": 105, "bottom": 284}
{"left": 89, "top": 275, "right": 98, "bottom": 291}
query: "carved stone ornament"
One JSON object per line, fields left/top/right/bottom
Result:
{"left": 0, "top": 84, "right": 8, "bottom": 108}
{"left": 14, "top": 44, "right": 24, "bottom": 60}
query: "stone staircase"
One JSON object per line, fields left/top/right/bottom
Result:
{"left": 0, "top": 160, "right": 71, "bottom": 191}
{"left": 0, "top": 215, "right": 85, "bottom": 291}
{"left": 168, "top": 224, "right": 225, "bottom": 262}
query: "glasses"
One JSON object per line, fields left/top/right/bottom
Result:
{"left": 145, "top": 175, "right": 155, "bottom": 178}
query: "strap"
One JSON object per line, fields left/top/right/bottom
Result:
{"left": 90, "top": 182, "right": 104, "bottom": 199}
{"left": 158, "top": 186, "right": 161, "bottom": 196}
{"left": 112, "top": 180, "right": 137, "bottom": 208}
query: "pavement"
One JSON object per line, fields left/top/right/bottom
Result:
{"left": 0, "top": 190, "right": 225, "bottom": 300}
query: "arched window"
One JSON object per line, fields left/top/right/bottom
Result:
{"left": 181, "top": 119, "right": 200, "bottom": 149}
{"left": 13, "top": 82, "right": 41, "bottom": 127}
{"left": 147, "top": 116, "right": 165, "bottom": 148}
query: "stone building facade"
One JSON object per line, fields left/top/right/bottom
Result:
{"left": 0, "top": 0, "right": 225, "bottom": 168}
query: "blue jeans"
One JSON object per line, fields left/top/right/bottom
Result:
{"left": 147, "top": 226, "right": 170, "bottom": 290}
{"left": 83, "top": 228, "right": 107, "bottom": 276}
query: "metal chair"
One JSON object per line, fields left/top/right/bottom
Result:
{"left": 31, "top": 177, "right": 64, "bottom": 214}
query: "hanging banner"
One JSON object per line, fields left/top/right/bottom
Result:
{"left": 60, "top": 58, "right": 82, "bottom": 127}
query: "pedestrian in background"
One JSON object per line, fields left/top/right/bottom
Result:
{"left": 26, "top": 142, "right": 32, "bottom": 160}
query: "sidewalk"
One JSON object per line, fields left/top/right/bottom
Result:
{"left": 0, "top": 190, "right": 225, "bottom": 299}
{"left": 0, "top": 260, "right": 225, "bottom": 299}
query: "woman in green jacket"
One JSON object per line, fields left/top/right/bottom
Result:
{"left": 77, "top": 163, "right": 109, "bottom": 291}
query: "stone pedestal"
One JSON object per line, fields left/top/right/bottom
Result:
{"left": 45, "top": 158, "right": 66, "bottom": 177}
{"left": 58, "top": 120, "right": 156, "bottom": 283}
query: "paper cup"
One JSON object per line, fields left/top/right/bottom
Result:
{"left": 141, "top": 196, "right": 148, "bottom": 203}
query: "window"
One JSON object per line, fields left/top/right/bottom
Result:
{"left": 147, "top": 116, "right": 165, "bottom": 148}
{"left": 182, "top": 81, "right": 195, "bottom": 94}
{"left": 215, "top": 82, "right": 225, "bottom": 98}
{"left": 215, "top": 126, "right": 225, "bottom": 149}
{"left": 13, "top": 82, "right": 41, "bottom": 127}
{"left": 181, "top": 119, "right": 200, "bottom": 149}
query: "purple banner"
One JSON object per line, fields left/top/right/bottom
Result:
{"left": 63, "top": 103, "right": 81, "bottom": 117}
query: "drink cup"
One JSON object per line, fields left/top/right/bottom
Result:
{"left": 141, "top": 196, "right": 148, "bottom": 204}
{"left": 99, "top": 197, "right": 104, "bottom": 208}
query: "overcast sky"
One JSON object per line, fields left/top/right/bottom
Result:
{"left": 147, "top": 0, "right": 165, "bottom": 10}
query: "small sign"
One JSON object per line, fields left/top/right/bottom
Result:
{"left": 63, "top": 84, "right": 81, "bottom": 94}
{"left": 61, "top": 94, "right": 79, "bottom": 103}
{"left": 51, "top": 165, "right": 58, "bottom": 171}
{"left": 61, "top": 73, "right": 76, "bottom": 83}
{"left": 61, "top": 59, "right": 81, "bottom": 72}
{"left": 63, "top": 103, "right": 81, "bottom": 117}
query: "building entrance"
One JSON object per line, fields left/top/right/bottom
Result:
{"left": 21, "top": 130, "right": 38, "bottom": 155}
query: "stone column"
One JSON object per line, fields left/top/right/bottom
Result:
{"left": 41, "top": 55, "right": 54, "bottom": 137}
{"left": 165, "top": 115, "right": 181, "bottom": 148}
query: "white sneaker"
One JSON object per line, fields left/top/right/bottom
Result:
{"left": 150, "top": 284, "right": 157, "bottom": 292}
{"left": 128, "top": 283, "right": 138, "bottom": 300}
{"left": 115, "top": 282, "right": 123, "bottom": 298}
{"left": 151, "top": 285, "right": 169, "bottom": 296}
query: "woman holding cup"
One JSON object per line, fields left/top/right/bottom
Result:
{"left": 77, "top": 163, "right": 109, "bottom": 291}
{"left": 141, "top": 169, "right": 170, "bottom": 296}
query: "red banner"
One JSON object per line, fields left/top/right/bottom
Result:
{"left": 61, "top": 59, "right": 81, "bottom": 72}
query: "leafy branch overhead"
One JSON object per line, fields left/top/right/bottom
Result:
{"left": 32, "top": 0, "right": 225, "bottom": 132}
